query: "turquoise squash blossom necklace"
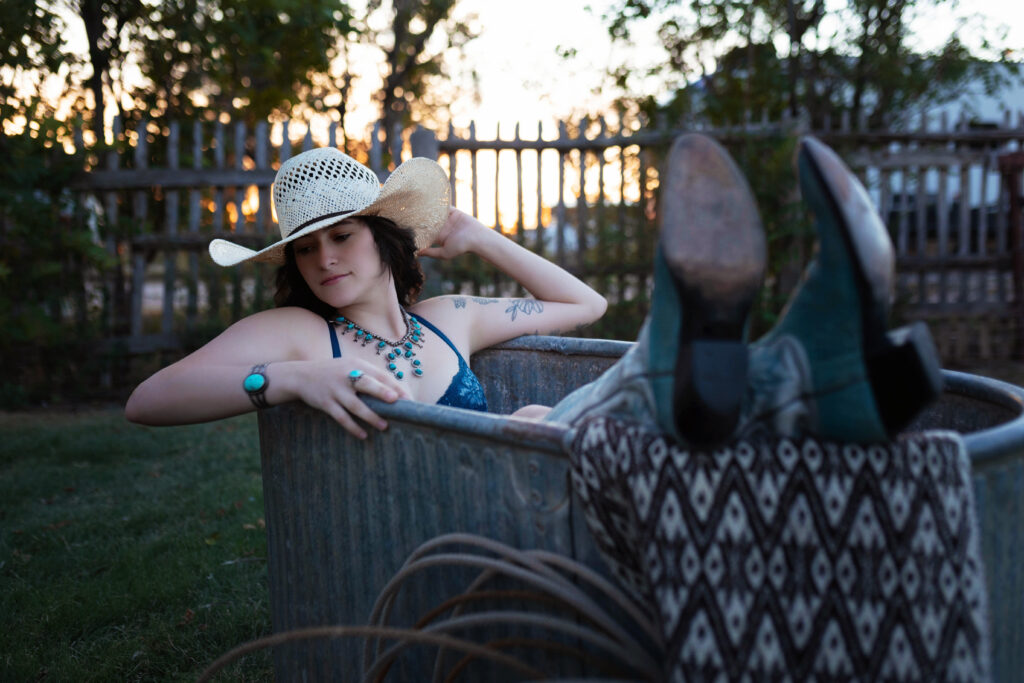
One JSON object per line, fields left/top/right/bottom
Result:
{"left": 332, "top": 308, "right": 425, "bottom": 380}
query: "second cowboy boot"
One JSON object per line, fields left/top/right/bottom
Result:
{"left": 750, "top": 137, "right": 941, "bottom": 442}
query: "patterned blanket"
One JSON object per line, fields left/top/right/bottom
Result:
{"left": 569, "top": 415, "right": 990, "bottom": 681}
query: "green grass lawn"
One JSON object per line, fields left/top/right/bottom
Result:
{"left": 0, "top": 409, "right": 272, "bottom": 681}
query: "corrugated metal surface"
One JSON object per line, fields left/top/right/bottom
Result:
{"left": 258, "top": 337, "right": 1024, "bottom": 681}
{"left": 972, "top": 456, "right": 1024, "bottom": 683}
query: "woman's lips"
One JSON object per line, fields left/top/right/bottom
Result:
{"left": 320, "top": 273, "right": 348, "bottom": 286}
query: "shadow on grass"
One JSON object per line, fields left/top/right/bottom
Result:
{"left": 0, "top": 409, "right": 272, "bottom": 681}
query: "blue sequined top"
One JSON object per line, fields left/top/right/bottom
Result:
{"left": 326, "top": 312, "right": 488, "bottom": 413}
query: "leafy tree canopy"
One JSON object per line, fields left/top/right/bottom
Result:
{"left": 0, "top": 0, "right": 476, "bottom": 142}
{"left": 132, "top": 0, "right": 352, "bottom": 122}
{"left": 599, "top": 0, "right": 1020, "bottom": 128}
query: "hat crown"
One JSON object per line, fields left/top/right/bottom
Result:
{"left": 272, "top": 148, "right": 380, "bottom": 239}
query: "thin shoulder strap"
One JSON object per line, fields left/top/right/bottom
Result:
{"left": 327, "top": 320, "right": 341, "bottom": 358}
{"left": 410, "top": 313, "right": 463, "bottom": 361}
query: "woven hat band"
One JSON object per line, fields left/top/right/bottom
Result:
{"left": 287, "top": 209, "right": 357, "bottom": 237}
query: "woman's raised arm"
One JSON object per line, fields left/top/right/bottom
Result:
{"left": 415, "top": 208, "right": 607, "bottom": 353}
{"left": 124, "top": 307, "right": 407, "bottom": 436}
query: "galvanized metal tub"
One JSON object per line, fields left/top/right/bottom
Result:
{"left": 257, "top": 337, "right": 1024, "bottom": 681}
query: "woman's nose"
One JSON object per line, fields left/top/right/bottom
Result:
{"left": 319, "top": 244, "right": 338, "bottom": 267}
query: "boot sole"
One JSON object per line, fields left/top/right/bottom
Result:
{"left": 799, "top": 138, "right": 941, "bottom": 434}
{"left": 659, "top": 134, "right": 766, "bottom": 445}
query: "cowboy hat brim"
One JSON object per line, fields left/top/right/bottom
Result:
{"left": 208, "top": 157, "right": 450, "bottom": 267}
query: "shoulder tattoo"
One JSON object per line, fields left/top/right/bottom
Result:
{"left": 453, "top": 296, "right": 500, "bottom": 310}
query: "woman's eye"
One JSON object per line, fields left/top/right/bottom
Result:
{"left": 296, "top": 245, "right": 314, "bottom": 255}
{"left": 333, "top": 233, "right": 351, "bottom": 242}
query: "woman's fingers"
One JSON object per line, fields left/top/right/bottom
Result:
{"left": 351, "top": 367, "right": 409, "bottom": 401}
{"left": 340, "top": 387, "right": 389, "bottom": 432}
{"left": 325, "top": 403, "right": 369, "bottom": 440}
{"left": 325, "top": 365, "right": 414, "bottom": 438}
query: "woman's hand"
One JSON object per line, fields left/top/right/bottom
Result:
{"left": 412, "top": 206, "right": 607, "bottom": 355}
{"left": 282, "top": 358, "right": 411, "bottom": 439}
{"left": 418, "top": 207, "right": 488, "bottom": 261}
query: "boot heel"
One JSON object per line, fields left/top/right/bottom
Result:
{"left": 867, "top": 321, "right": 943, "bottom": 435}
{"left": 676, "top": 339, "right": 749, "bottom": 446}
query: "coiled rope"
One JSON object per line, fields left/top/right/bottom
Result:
{"left": 199, "top": 532, "right": 662, "bottom": 681}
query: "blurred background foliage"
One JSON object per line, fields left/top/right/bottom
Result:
{"left": 0, "top": 111, "right": 112, "bottom": 407}
{"left": 0, "top": 0, "right": 1020, "bottom": 401}
{"left": 598, "top": 0, "right": 1013, "bottom": 129}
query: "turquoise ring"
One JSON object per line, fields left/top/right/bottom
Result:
{"left": 348, "top": 369, "right": 364, "bottom": 388}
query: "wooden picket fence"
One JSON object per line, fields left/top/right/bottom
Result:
{"left": 68, "top": 110, "right": 1024, "bottom": 363}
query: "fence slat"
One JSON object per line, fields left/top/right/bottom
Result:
{"left": 209, "top": 120, "right": 226, "bottom": 319}
{"left": 618, "top": 123, "right": 627, "bottom": 296}
{"left": 162, "top": 121, "right": 180, "bottom": 336}
{"left": 103, "top": 116, "right": 123, "bottom": 337}
{"left": 596, "top": 117, "right": 607, "bottom": 270}
{"left": 577, "top": 122, "right": 588, "bottom": 259}
{"left": 186, "top": 120, "right": 202, "bottom": 330}
{"left": 469, "top": 122, "right": 479, "bottom": 220}
{"left": 514, "top": 123, "right": 524, "bottom": 247}
{"left": 981, "top": 149, "right": 992, "bottom": 258}
{"left": 254, "top": 122, "right": 271, "bottom": 311}
{"left": 535, "top": 121, "right": 544, "bottom": 254}
{"left": 231, "top": 121, "right": 246, "bottom": 320}
{"left": 556, "top": 122, "right": 567, "bottom": 268}
{"left": 938, "top": 161, "right": 951, "bottom": 304}
{"left": 129, "top": 118, "right": 150, "bottom": 339}
{"left": 448, "top": 123, "right": 458, "bottom": 208}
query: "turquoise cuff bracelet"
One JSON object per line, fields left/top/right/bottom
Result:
{"left": 243, "top": 363, "right": 271, "bottom": 409}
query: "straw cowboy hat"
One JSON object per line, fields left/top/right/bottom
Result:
{"left": 208, "top": 147, "right": 450, "bottom": 267}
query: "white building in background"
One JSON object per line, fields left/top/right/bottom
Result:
{"left": 866, "top": 63, "right": 1024, "bottom": 221}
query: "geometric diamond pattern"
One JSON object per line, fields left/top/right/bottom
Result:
{"left": 569, "top": 415, "right": 990, "bottom": 682}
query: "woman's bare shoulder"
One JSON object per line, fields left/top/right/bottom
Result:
{"left": 195, "top": 306, "right": 332, "bottom": 360}
{"left": 210, "top": 306, "right": 319, "bottom": 338}
{"left": 236, "top": 306, "right": 327, "bottom": 328}
{"left": 408, "top": 295, "right": 460, "bottom": 319}
{"left": 407, "top": 296, "right": 472, "bottom": 334}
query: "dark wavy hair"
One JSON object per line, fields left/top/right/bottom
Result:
{"left": 273, "top": 215, "right": 425, "bottom": 318}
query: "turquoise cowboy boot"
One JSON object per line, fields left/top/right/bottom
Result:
{"left": 647, "top": 134, "right": 766, "bottom": 446}
{"left": 752, "top": 137, "right": 941, "bottom": 442}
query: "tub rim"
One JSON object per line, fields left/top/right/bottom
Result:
{"left": 338, "top": 337, "right": 1024, "bottom": 464}
{"left": 946, "top": 369, "right": 1024, "bottom": 464}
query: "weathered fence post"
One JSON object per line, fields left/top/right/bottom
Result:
{"left": 410, "top": 126, "right": 443, "bottom": 298}
{"left": 369, "top": 121, "right": 384, "bottom": 180}
{"left": 409, "top": 125, "right": 439, "bottom": 159}
{"left": 129, "top": 118, "right": 149, "bottom": 341}
{"left": 999, "top": 151, "right": 1024, "bottom": 359}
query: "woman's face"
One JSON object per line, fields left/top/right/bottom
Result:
{"left": 292, "top": 218, "right": 389, "bottom": 310}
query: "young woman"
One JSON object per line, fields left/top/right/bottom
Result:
{"left": 124, "top": 148, "right": 607, "bottom": 437}
{"left": 128, "top": 135, "right": 939, "bottom": 448}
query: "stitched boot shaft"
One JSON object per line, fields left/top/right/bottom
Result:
{"left": 646, "top": 248, "right": 686, "bottom": 442}
{"left": 545, "top": 320, "right": 658, "bottom": 431}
